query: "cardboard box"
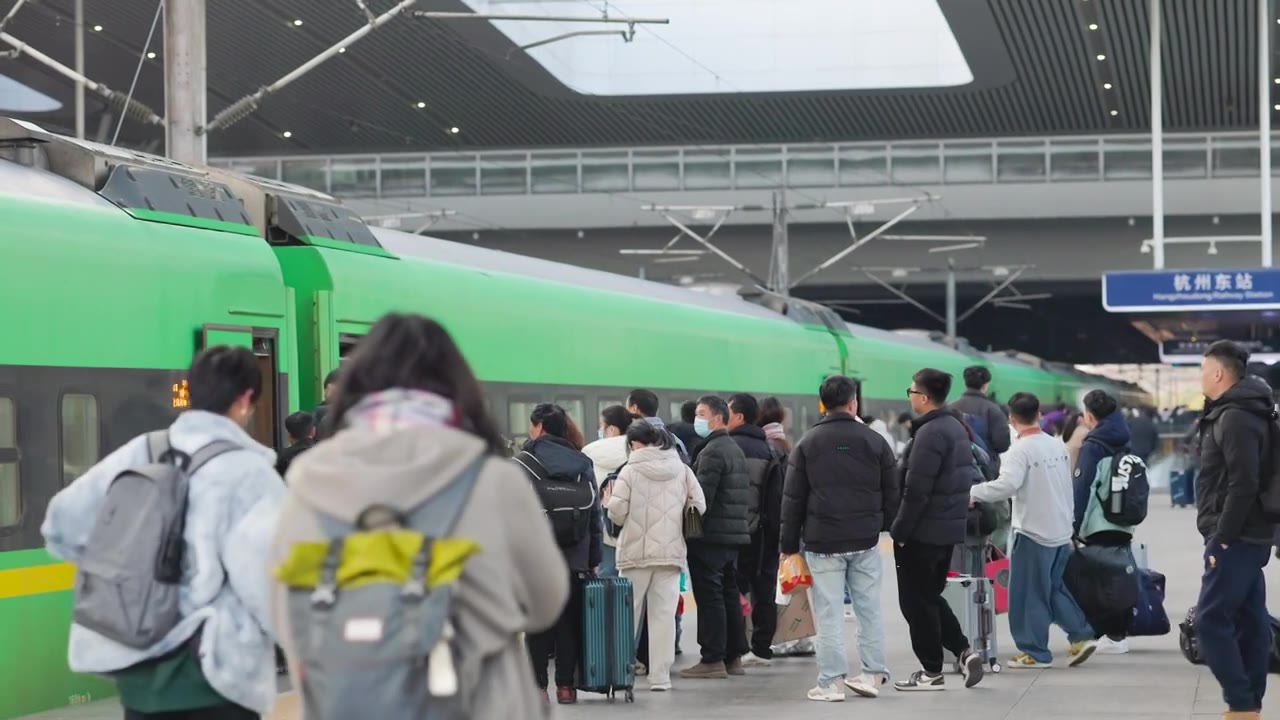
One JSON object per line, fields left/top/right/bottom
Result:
{"left": 774, "top": 589, "right": 816, "bottom": 643}
{"left": 745, "top": 588, "right": 815, "bottom": 644}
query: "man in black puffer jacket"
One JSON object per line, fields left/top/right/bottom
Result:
{"left": 682, "top": 394, "right": 752, "bottom": 680}
{"left": 1195, "top": 341, "right": 1276, "bottom": 719}
{"left": 726, "top": 393, "right": 786, "bottom": 667}
{"left": 891, "top": 368, "right": 986, "bottom": 692}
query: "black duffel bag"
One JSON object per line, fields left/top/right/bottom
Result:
{"left": 1063, "top": 544, "right": 1140, "bottom": 630}
{"left": 1181, "top": 605, "right": 1280, "bottom": 673}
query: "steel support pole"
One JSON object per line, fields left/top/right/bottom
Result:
{"left": 164, "top": 0, "right": 206, "bottom": 164}
{"left": 945, "top": 258, "right": 957, "bottom": 343}
{"left": 74, "top": 0, "right": 84, "bottom": 139}
{"left": 770, "top": 189, "right": 790, "bottom": 295}
{"left": 1262, "top": 0, "right": 1274, "bottom": 266}
{"left": 1150, "top": 0, "right": 1164, "bottom": 269}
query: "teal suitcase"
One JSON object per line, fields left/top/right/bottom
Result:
{"left": 580, "top": 576, "right": 636, "bottom": 702}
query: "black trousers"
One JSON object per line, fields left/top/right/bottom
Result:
{"left": 738, "top": 538, "right": 780, "bottom": 658}
{"left": 688, "top": 541, "right": 750, "bottom": 664}
{"left": 124, "top": 707, "right": 257, "bottom": 720}
{"left": 528, "top": 576, "right": 583, "bottom": 688}
{"left": 895, "top": 541, "right": 971, "bottom": 674}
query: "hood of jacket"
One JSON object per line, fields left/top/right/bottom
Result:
{"left": 625, "top": 446, "right": 684, "bottom": 481}
{"left": 1205, "top": 376, "right": 1276, "bottom": 421}
{"left": 1085, "top": 409, "right": 1131, "bottom": 452}
{"left": 582, "top": 435, "right": 629, "bottom": 475}
{"left": 289, "top": 422, "right": 489, "bottom": 524}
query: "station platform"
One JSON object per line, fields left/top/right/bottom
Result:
{"left": 19, "top": 501, "right": 1280, "bottom": 720}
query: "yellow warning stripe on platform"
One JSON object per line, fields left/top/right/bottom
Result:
{"left": 0, "top": 562, "right": 75, "bottom": 599}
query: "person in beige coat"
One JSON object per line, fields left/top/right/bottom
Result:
{"left": 607, "top": 419, "right": 706, "bottom": 691}
{"left": 269, "top": 313, "right": 569, "bottom": 719}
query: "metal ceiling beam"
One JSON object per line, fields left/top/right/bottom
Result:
{"left": 956, "top": 266, "right": 1027, "bottom": 323}
{"left": 660, "top": 212, "right": 767, "bottom": 287}
{"left": 410, "top": 11, "right": 668, "bottom": 25}
{"left": 0, "top": 0, "right": 28, "bottom": 34}
{"left": 1260, "top": 0, "right": 1273, "bottom": 266}
{"left": 861, "top": 271, "right": 945, "bottom": 324}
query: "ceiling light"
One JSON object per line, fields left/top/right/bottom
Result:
{"left": 1208, "top": 241, "right": 1219, "bottom": 256}
{"left": 1275, "top": 78, "right": 1280, "bottom": 84}
{"left": 282, "top": 131, "right": 293, "bottom": 138}
{"left": 449, "top": 126, "right": 460, "bottom": 134}
{"left": 337, "top": 47, "right": 346, "bottom": 53}
{"left": 1096, "top": 54, "right": 1106, "bottom": 61}
{"left": 1103, "top": 82, "right": 1112, "bottom": 89}
{"left": 1274, "top": 104, "right": 1280, "bottom": 111}
{"left": 1110, "top": 110, "right": 1119, "bottom": 116}
{"left": 92, "top": 24, "right": 102, "bottom": 31}
{"left": 1088, "top": 23, "right": 1098, "bottom": 30}
{"left": 416, "top": 101, "right": 426, "bottom": 108}
{"left": 147, "top": 52, "right": 156, "bottom": 59}
{"left": 292, "top": 19, "right": 303, "bottom": 26}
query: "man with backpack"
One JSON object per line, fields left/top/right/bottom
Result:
{"left": 1196, "top": 341, "right": 1277, "bottom": 720}
{"left": 725, "top": 393, "right": 786, "bottom": 669}
{"left": 41, "top": 346, "right": 284, "bottom": 719}
{"left": 1071, "top": 389, "right": 1143, "bottom": 655}
{"left": 952, "top": 366, "right": 1012, "bottom": 474}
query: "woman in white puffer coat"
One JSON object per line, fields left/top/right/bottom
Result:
{"left": 607, "top": 419, "right": 706, "bottom": 691}
{"left": 583, "top": 405, "right": 635, "bottom": 577}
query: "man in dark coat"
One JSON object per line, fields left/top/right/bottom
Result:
{"left": 891, "top": 368, "right": 986, "bottom": 692}
{"left": 682, "top": 395, "right": 752, "bottom": 680}
{"left": 275, "top": 411, "right": 316, "bottom": 477}
{"left": 780, "top": 375, "right": 898, "bottom": 700}
{"left": 951, "top": 366, "right": 1012, "bottom": 473}
{"left": 1127, "top": 408, "right": 1160, "bottom": 464}
{"left": 726, "top": 393, "right": 785, "bottom": 668}
{"left": 1195, "top": 341, "right": 1276, "bottom": 719}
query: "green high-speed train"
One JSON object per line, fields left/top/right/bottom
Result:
{"left": 0, "top": 117, "right": 1148, "bottom": 718}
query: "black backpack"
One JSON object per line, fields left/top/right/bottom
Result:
{"left": 745, "top": 450, "right": 784, "bottom": 534}
{"left": 602, "top": 462, "right": 626, "bottom": 539}
{"left": 514, "top": 451, "right": 596, "bottom": 548}
{"left": 1093, "top": 449, "right": 1150, "bottom": 527}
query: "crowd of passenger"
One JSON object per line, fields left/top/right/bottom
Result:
{"left": 36, "top": 313, "right": 1277, "bottom": 720}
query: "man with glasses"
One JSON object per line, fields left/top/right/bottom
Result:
{"left": 891, "top": 369, "right": 985, "bottom": 692}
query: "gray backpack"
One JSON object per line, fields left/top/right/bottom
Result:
{"left": 282, "top": 456, "right": 487, "bottom": 720}
{"left": 73, "top": 431, "right": 240, "bottom": 648}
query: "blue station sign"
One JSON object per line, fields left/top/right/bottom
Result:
{"left": 1103, "top": 268, "right": 1280, "bottom": 312}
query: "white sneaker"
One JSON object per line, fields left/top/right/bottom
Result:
{"left": 740, "top": 651, "right": 771, "bottom": 667}
{"left": 650, "top": 681, "right": 672, "bottom": 692}
{"left": 1095, "top": 636, "right": 1130, "bottom": 655}
{"left": 845, "top": 672, "right": 888, "bottom": 698}
{"left": 807, "top": 683, "right": 846, "bottom": 702}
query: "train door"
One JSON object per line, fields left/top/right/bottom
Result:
{"left": 201, "top": 324, "right": 284, "bottom": 451}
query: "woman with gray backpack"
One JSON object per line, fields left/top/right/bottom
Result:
{"left": 270, "top": 314, "right": 570, "bottom": 720}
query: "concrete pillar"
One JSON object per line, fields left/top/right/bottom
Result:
{"left": 164, "top": 0, "right": 206, "bottom": 164}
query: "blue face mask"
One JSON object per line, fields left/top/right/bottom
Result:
{"left": 598, "top": 428, "right": 605, "bottom": 440}
{"left": 694, "top": 418, "right": 712, "bottom": 437}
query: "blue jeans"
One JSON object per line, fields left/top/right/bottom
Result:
{"left": 1008, "top": 534, "right": 1093, "bottom": 663}
{"left": 1198, "top": 540, "right": 1271, "bottom": 712}
{"left": 807, "top": 549, "right": 888, "bottom": 686}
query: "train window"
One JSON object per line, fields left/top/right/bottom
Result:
{"left": 555, "top": 398, "right": 585, "bottom": 436}
{"left": 0, "top": 397, "right": 17, "bottom": 528}
{"left": 61, "top": 394, "right": 100, "bottom": 486}
{"left": 508, "top": 401, "right": 535, "bottom": 447}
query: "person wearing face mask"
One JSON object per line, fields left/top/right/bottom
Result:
{"left": 681, "top": 395, "right": 753, "bottom": 679}
{"left": 42, "top": 346, "right": 285, "bottom": 719}
{"left": 583, "top": 404, "right": 636, "bottom": 578}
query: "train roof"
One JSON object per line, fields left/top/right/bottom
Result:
{"left": 375, "top": 228, "right": 791, "bottom": 322}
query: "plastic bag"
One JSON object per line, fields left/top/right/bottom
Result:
{"left": 778, "top": 553, "right": 813, "bottom": 596}
{"left": 775, "top": 574, "right": 792, "bottom": 606}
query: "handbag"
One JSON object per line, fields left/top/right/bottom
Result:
{"left": 683, "top": 505, "right": 704, "bottom": 540}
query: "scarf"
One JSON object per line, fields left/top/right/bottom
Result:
{"left": 763, "top": 422, "right": 787, "bottom": 442}
{"left": 345, "top": 388, "right": 459, "bottom": 433}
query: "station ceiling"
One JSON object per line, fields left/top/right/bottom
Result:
{"left": 0, "top": 0, "right": 1273, "bottom": 155}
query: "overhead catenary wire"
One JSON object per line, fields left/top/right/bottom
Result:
{"left": 111, "top": 0, "right": 163, "bottom": 146}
